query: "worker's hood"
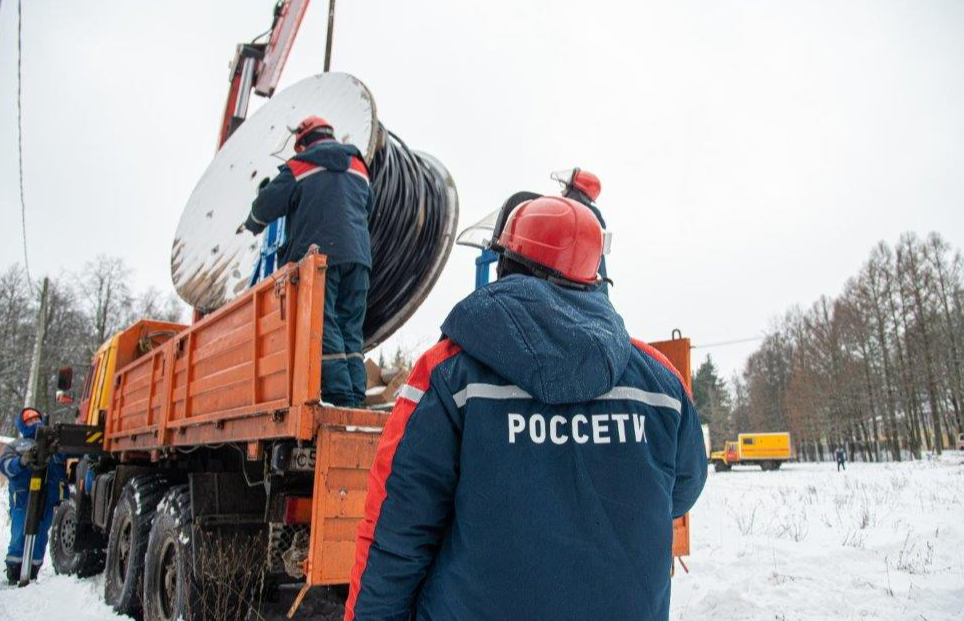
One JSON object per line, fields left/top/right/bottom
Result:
{"left": 16, "top": 413, "right": 43, "bottom": 439}
{"left": 441, "top": 275, "right": 631, "bottom": 405}
{"left": 290, "top": 139, "right": 364, "bottom": 172}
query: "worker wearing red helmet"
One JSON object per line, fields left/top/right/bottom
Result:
{"left": 346, "top": 195, "right": 707, "bottom": 621}
{"left": 242, "top": 116, "right": 374, "bottom": 407}
{"left": 553, "top": 167, "right": 610, "bottom": 294}
{"left": 2, "top": 408, "right": 68, "bottom": 584}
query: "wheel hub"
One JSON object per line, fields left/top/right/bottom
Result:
{"left": 62, "top": 512, "right": 76, "bottom": 552}
{"left": 115, "top": 516, "right": 133, "bottom": 581}
{"left": 158, "top": 538, "right": 178, "bottom": 621}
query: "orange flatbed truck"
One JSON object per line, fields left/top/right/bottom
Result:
{"left": 45, "top": 250, "right": 694, "bottom": 620}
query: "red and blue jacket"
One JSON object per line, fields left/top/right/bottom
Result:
{"left": 244, "top": 139, "right": 374, "bottom": 268}
{"left": 346, "top": 275, "right": 707, "bottom": 621}
{"left": 2, "top": 416, "right": 68, "bottom": 567}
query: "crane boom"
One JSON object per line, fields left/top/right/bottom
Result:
{"left": 218, "top": 0, "right": 313, "bottom": 148}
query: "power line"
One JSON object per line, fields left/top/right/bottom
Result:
{"left": 691, "top": 335, "right": 765, "bottom": 349}
{"left": 16, "top": 0, "right": 34, "bottom": 290}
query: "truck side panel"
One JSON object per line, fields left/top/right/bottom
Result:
{"left": 106, "top": 253, "right": 328, "bottom": 453}
{"left": 737, "top": 432, "right": 792, "bottom": 460}
{"left": 306, "top": 423, "right": 384, "bottom": 586}
{"left": 649, "top": 336, "right": 692, "bottom": 558}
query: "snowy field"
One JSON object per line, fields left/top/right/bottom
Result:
{"left": 673, "top": 456, "right": 964, "bottom": 621}
{"left": 0, "top": 456, "right": 962, "bottom": 620}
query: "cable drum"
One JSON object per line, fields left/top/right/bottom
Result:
{"left": 171, "top": 72, "right": 458, "bottom": 350}
{"left": 365, "top": 127, "right": 453, "bottom": 344}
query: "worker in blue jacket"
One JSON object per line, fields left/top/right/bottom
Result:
{"left": 554, "top": 167, "right": 610, "bottom": 294}
{"left": 345, "top": 195, "right": 708, "bottom": 621}
{"left": 2, "top": 408, "right": 68, "bottom": 584}
{"left": 242, "top": 116, "right": 374, "bottom": 407}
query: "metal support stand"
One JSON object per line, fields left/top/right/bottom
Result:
{"left": 249, "top": 216, "right": 288, "bottom": 287}
{"left": 474, "top": 248, "right": 498, "bottom": 290}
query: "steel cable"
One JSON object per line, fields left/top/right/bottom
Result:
{"left": 364, "top": 125, "right": 447, "bottom": 339}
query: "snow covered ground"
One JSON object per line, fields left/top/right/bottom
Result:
{"left": 1, "top": 456, "right": 962, "bottom": 620}
{"left": 673, "top": 456, "right": 964, "bottom": 621}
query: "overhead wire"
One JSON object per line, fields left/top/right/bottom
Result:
{"left": 691, "top": 335, "right": 765, "bottom": 349}
{"left": 16, "top": 0, "right": 35, "bottom": 291}
{"left": 364, "top": 125, "right": 448, "bottom": 339}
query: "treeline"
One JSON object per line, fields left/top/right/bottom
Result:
{"left": 694, "top": 232, "right": 964, "bottom": 461}
{"left": 0, "top": 257, "right": 184, "bottom": 436}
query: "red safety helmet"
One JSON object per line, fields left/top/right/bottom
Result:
{"left": 294, "top": 116, "right": 334, "bottom": 153}
{"left": 495, "top": 196, "right": 604, "bottom": 286}
{"left": 21, "top": 407, "right": 41, "bottom": 425}
{"left": 552, "top": 168, "right": 602, "bottom": 202}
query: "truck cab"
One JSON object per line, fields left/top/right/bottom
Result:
{"left": 71, "top": 320, "right": 185, "bottom": 427}
{"left": 710, "top": 441, "right": 740, "bottom": 471}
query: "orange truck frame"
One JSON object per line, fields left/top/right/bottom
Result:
{"left": 47, "top": 249, "right": 692, "bottom": 620}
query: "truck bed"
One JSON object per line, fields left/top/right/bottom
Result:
{"left": 106, "top": 251, "right": 335, "bottom": 454}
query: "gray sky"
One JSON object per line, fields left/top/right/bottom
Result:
{"left": 2, "top": 0, "right": 963, "bottom": 379}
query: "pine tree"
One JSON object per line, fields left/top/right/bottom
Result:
{"left": 692, "top": 355, "right": 732, "bottom": 449}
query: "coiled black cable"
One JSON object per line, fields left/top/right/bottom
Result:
{"left": 364, "top": 125, "right": 448, "bottom": 341}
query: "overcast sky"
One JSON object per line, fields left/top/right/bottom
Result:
{"left": 1, "top": 0, "right": 962, "bottom": 379}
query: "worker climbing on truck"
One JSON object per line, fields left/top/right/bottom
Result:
{"left": 241, "top": 116, "right": 374, "bottom": 407}
{"left": 345, "top": 194, "right": 707, "bottom": 621}
{"left": 553, "top": 167, "right": 610, "bottom": 294}
{"left": 1, "top": 408, "right": 67, "bottom": 584}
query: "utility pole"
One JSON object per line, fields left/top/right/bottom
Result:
{"left": 18, "top": 277, "right": 49, "bottom": 586}
{"left": 24, "top": 277, "right": 49, "bottom": 409}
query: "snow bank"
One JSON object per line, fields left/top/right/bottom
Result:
{"left": 1, "top": 457, "right": 961, "bottom": 620}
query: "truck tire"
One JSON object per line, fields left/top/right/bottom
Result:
{"left": 144, "top": 485, "right": 267, "bottom": 621}
{"left": 50, "top": 496, "right": 106, "bottom": 577}
{"left": 105, "top": 474, "right": 170, "bottom": 618}
{"left": 713, "top": 461, "right": 731, "bottom": 472}
{"left": 143, "top": 485, "right": 197, "bottom": 621}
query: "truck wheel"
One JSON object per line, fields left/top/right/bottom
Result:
{"left": 713, "top": 462, "right": 730, "bottom": 472}
{"left": 50, "top": 497, "right": 106, "bottom": 577}
{"left": 105, "top": 474, "right": 170, "bottom": 617}
{"left": 772, "top": 461, "right": 782, "bottom": 470}
{"left": 143, "top": 485, "right": 196, "bottom": 621}
{"left": 144, "top": 485, "right": 266, "bottom": 621}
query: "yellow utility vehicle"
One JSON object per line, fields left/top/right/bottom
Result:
{"left": 710, "top": 432, "right": 792, "bottom": 472}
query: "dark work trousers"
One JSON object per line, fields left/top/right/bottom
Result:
{"left": 321, "top": 263, "right": 370, "bottom": 407}
{"left": 837, "top": 459, "right": 846, "bottom": 471}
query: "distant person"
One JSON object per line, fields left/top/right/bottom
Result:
{"left": 1, "top": 408, "right": 67, "bottom": 584}
{"left": 242, "top": 116, "right": 374, "bottom": 407}
{"left": 553, "top": 167, "right": 610, "bottom": 295}
{"left": 835, "top": 446, "right": 847, "bottom": 471}
{"left": 345, "top": 194, "right": 707, "bottom": 621}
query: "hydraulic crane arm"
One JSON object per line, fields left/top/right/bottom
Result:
{"left": 218, "top": 0, "right": 313, "bottom": 148}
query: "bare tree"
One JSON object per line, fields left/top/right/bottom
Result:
{"left": 732, "top": 232, "right": 964, "bottom": 462}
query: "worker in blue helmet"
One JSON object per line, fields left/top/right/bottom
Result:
{"left": 1, "top": 408, "right": 68, "bottom": 584}
{"left": 241, "top": 116, "right": 374, "bottom": 407}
